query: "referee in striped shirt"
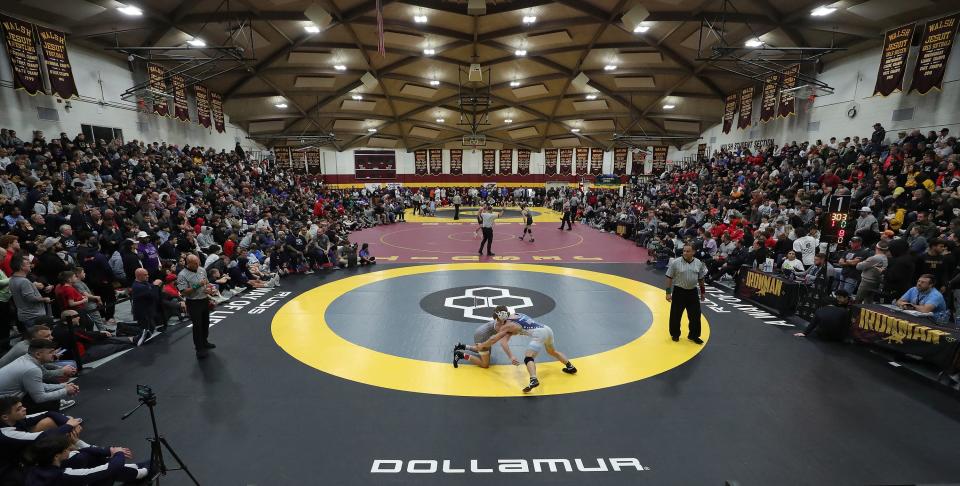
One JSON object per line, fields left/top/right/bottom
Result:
{"left": 665, "top": 244, "right": 706, "bottom": 344}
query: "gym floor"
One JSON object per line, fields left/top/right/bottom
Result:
{"left": 69, "top": 222, "right": 960, "bottom": 485}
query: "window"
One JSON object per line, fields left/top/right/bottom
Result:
{"left": 81, "top": 124, "right": 124, "bottom": 145}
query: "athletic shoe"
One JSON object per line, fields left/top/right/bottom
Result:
{"left": 529, "top": 238, "right": 534, "bottom": 243}
{"left": 522, "top": 378, "right": 540, "bottom": 393}
{"left": 136, "top": 329, "right": 149, "bottom": 347}
{"left": 562, "top": 363, "right": 577, "bottom": 374}
{"left": 671, "top": 336, "right": 679, "bottom": 342}
{"left": 454, "top": 342, "right": 466, "bottom": 352}
{"left": 453, "top": 350, "right": 464, "bottom": 368}
{"left": 59, "top": 399, "right": 76, "bottom": 411}
{"left": 203, "top": 342, "right": 216, "bottom": 349}
{"left": 688, "top": 337, "right": 704, "bottom": 345}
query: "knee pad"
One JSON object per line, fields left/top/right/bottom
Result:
{"left": 524, "top": 356, "right": 535, "bottom": 365}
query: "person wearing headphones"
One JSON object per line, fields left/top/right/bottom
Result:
{"left": 478, "top": 306, "right": 577, "bottom": 393}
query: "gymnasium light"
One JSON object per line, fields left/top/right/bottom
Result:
{"left": 334, "top": 64, "right": 347, "bottom": 70}
{"left": 604, "top": 64, "right": 617, "bottom": 71}
{"left": 351, "top": 94, "right": 363, "bottom": 100}
{"left": 429, "top": 79, "right": 440, "bottom": 86}
{"left": 633, "top": 23, "right": 649, "bottom": 33}
{"left": 118, "top": 5, "right": 143, "bottom": 16}
{"left": 423, "top": 48, "right": 435, "bottom": 55}
{"left": 275, "top": 103, "right": 288, "bottom": 108}
{"left": 570, "top": 128, "right": 580, "bottom": 133}
{"left": 522, "top": 16, "right": 537, "bottom": 24}
{"left": 436, "top": 118, "right": 445, "bottom": 123}
{"left": 304, "top": 24, "right": 320, "bottom": 33}
{"left": 187, "top": 38, "right": 206, "bottom": 47}
{"left": 662, "top": 104, "right": 675, "bottom": 109}
{"left": 745, "top": 38, "right": 763, "bottom": 47}
{"left": 367, "top": 128, "right": 377, "bottom": 132}
{"left": 586, "top": 94, "right": 597, "bottom": 100}
{"left": 811, "top": 6, "right": 836, "bottom": 16}
{"left": 504, "top": 119, "right": 513, "bottom": 123}
{"left": 515, "top": 49, "right": 527, "bottom": 56}
{"left": 510, "top": 80, "right": 521, "bottom": 87}
{"left": 414, "top": 15, "right": 428, "bottom": 23}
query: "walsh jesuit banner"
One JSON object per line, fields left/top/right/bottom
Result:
{"left": 575, "top": 147, "right": 589, "bottom": 175}
{"left": 721, "top": 94, "right": 738, "bottom": 134}
{"left": 1, "top": 16, "right": 42, "bottom": 95}
{"left": 613, "top": 147, "right": 627, "bottom": 176}
{"left": 195, "top": 85, "right": 211, "bottom": 128}
{"left": 652, "top": 146, "right": 668, "bottom": 173}
{"left": 35, "top": 25, "right": 78, "bottom": 99}
{"left": 590, "top": 148, "right": 603, "bottom": 175}
{"left": 737, "top": 86, "right": 754, "bottom": 130}
{"left": 909, "top": 14, "right": 960, "bottom": 95}
{"left": 210, "top": 92, "right": 225, "bottom": 133}
{"left": 759, "top": 74, "right": 779, "bottom": 123}
{"left": 449, "top": 149, "right": 462, "bottom": 175}
{"left": 305, "top": 147, "right": 321, "bottom": 175}
{"left": 429, "top": 149, "right": 442, "bottom": 175}
{"left": 874, "top": 24, "right": 915, "bottom": 96}
{"left": 172, "top": 74, "right": 189, "bottom": 122}
{"left": 631, "top": 150, "right": 646, "bottom": 175}
{"left": 544, "top": 148, "right": 558, "bottom": 175}
{"left": 697, "top": 143, "right": 707, "bottom": 160}
{"left": 777, "top": 64, "right": 800, "bottom": 118}
{"left": 147, "top": 64, "right": 169, "bottom": 117}
{"left": 482, "top": 149, "right": 496, "bottom": 176}
{"left": 414, "top": 150, "right": 427, "bottom": 175}
{"left": 516, "top": 149, "right": 530, "bottom": 175}
{"left": 274, "top": 147, "right": 292, "bottom": 171}
{"left": 499, "top": 149, "right": 513, "bottom": 175}
{"left": 559, "top": 149, "right": 573, "bottom": 175}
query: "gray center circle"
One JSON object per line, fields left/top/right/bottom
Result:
{"left": 419, "top": 285, "right": 556, "bottom": 323}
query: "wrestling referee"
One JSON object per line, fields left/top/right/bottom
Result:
{"left": 478, "top": 205, "right": 503, "bottom": 256}
{"left": 665, "top": 244, "right": 706, "bottom": 344}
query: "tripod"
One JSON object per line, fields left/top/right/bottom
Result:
{"left": 122, "top": 390, "right": 201, "bottom": 485}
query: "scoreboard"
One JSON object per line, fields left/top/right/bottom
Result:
{"left": 822, "top": 195, "right": 852, "bottom": 249}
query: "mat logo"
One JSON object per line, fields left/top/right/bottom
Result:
{"left": 371, "top": 458, "right": 649, "bottom": 474}
{"left": 444, "top": 287, "right": 532, "bottom": 321}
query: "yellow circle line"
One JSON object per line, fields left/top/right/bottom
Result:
{"left": 272, "top": 263, "right": 709, "bottom": 397}
{"left": 378, "top": 227, "right": 585, "bottom": 254}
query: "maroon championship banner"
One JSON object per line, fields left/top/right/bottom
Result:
{"left": 305, "top": 147, "right": 322, "bottom": 175}
{"left": 652, "top": 146, "right": 668, "bottom": 173}
{"left": 874, "top": 24, "right": 915, "bottom": 96}
{"left": 632, "top": 150, "right": 646, "bottom": 175}
{"left": 590, "top": 148, "right": 603, "bottom": 175}
{"left": 777, "top": 65, "right": 799, "bottom": 118}
{"left": 559, "top": 149, "right": 573, "bottom": 175}
{"left": 147, "top": 64, "right": 169, "bottom": 117}
{"left": 482, "top": 149, "right": 496, "bottom": 176}
{"left": 498, "top": 149, "right": 513, "bottom": 175}
{"left": 544, "top": 148, "right": 558, "bottom": 175}
{"left": 449, "top": 149, "right": 462, "bottom": 175}
{"left": 516, "top": 149, "right": 530, "bottom": 175}
{"left": 290, "top": 151, "right": 307, "bottom": 174}
{"left": 428, "top": 149, "right": 442, "bottom": 175}
{"left": 909, "top": 14, "right": 960, "bottom": 95}
{"left": 274, "top": 147, "right": 292, "bottom": 171}
{"left": 697, "top": 143, "right": 707, "bottom": 160}
{"left": 172, "top": 74, "right": 189, "bottom": 122}
{"left": 759, "top": 74, "right": 780, "bottom": 123}
{"left": 737, "top": 86, "right": 754, "bottom": 130}
{"left": 35, "top": 25, "right": 78, "bottom": 99}
{"left": 1, "top": 16, "right": 42, "bottom": 95}
{"left": 721, "top": 94, "right": 738, "bottom": 134}
{"left": 414, "top": 149, "right": 428, "bottom": 175}
{"left": 210, "top": 92, "right": 225, "bottom": 133}
{"left": 575, "top": 147, "right": 589, "bottom": 175}
{"left": 613, "top": 147, "right": 627, "bottom": 175}
{"left": 195, "top": 84, "right": 211, "bottom": 128}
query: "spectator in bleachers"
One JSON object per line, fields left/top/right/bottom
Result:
{"left": 0, "top": 339, "right": 78, "bottom": 413}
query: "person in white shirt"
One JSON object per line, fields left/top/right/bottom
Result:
{"left": 792, "top": 227, "right": 819, "bottom": 267}
{"left": 781, "top": 250, "right": 804, "bottom": 274}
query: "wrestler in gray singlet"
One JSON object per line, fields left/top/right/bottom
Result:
{"left": 472, "top": 321, "right": 496, "bottom": 354}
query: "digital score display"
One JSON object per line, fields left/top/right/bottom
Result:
{"left": 822, "top": 195, "right": 852, "bottom": 249}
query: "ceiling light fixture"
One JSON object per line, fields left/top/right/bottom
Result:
{"left": 118, "top": 5, "right": 143, "bottom": 16}
{"left": 351, "top": 94, "right": 363, "bottom": 100}
{"left": 662, "top": 104, "right": 675, "bottom": 109}
{"left": 522, "top": 16, "right": 537, "bottom": 24}
{"left": 304, "top": 24, "right": 320, "bottom": 33}
{"left": 436, "top": 118, "right": 445, "bottom": 123}
{"left": 334, "top": 64, "right": 346, "bottom": 70}
{"left": 515, "top": 49, "right": 527, "bottom": 56}
{"left": 414, "top": 14, "right": 428, "bottom": 23}
{"left": 367, "top": 128, "right": 377, "bottom": 132}
{"left": 510, "top": 80, "right": 521, "bottom": 87}
{"left": 570, "top": 128, "right": 580, "bottom": 133}
{"left": 187, "top": 38, "right": 206, "bottom": 47}
{"left": 633, "top": 23, "right": 649, "bottom": 33}
{"left": 604, "top": 64, "right": 617, "bottom": 71}
{"left": 423, "top": 48, "right": 435, "bottom": 55}
{"left": 429, "top": 79, "right": 440, "bottom": 86}
{"left": 810, "top": 6, "right": 836, "bottom": 16}
{"left": 745, "top": 38, "right": 763, "bottom": 47}
{"left": 275, "top": 103, "right": 288, "bottom": 108}
{"left": 504, "top": 119, "right": 513, "bottom": 123}
{"left": 585, "top": 94, "right": 597, "bottom": 100}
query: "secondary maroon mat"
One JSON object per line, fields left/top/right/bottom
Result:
{"left": 348, "top": 222, "right": 648, "bottom": 263}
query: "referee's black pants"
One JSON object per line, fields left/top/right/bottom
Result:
{"left": 479, "top": 227, "right": 494, "bottom": 254}
{"left": 454, "top": 204, "right": 460, "bottom": 220}
{"left": 186, "top": 298, "right": 211, "bottom": 351}
{"left": 669, "top": 287, "right": 702, "bottom": 339}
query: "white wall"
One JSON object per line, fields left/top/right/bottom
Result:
{"left": 0, "top": 42, "right": 258, "bottom": 151}
{"left": 675, "top": 42, "right": 960, "bottom": 159}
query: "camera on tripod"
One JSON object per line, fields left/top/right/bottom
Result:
{"left": 122, "top": 385, "right": 199, "bottom": 485}
{"left": 137, "top": 384, "right": 156, "bottom": 403}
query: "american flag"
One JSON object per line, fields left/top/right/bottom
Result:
{"left": 376, "top": 0, "right": 385, "bottom": 57}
